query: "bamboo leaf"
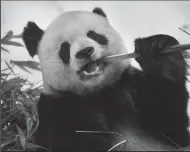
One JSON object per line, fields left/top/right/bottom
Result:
{"left": 12, "top": 33, "right": 23, "bottom": 39}
{"left": 22, "top": 98, "right": 37, "bottom": 106}
{"left": 5, "top": 61, "right": 16, "bottom": 75}
{"left": 1, "top": 77, "right": 5, "bottom": 80}
{"left": 2, "top": 40, "right": 24, "bottom": 47}
{"left": 26, "top": 118, "right": 34, "bottom": 139}
{"left": 1, "top": 30, "right": 13, "bottom": 42}
{"left": 1, "top": 71, "right": 12, "bottom": 86}
{"left": 2, "top": 77, "right": 27, "bottom": 91}
{"left": 178, "top": 27, "right": 190, "bottom": 36}
{"left": 25, "top": 143, "right": 51, "bottom": 151}
{"left": 1, "top": 141, "right": 14, "bottom": 149}
{"left": 11, "top": 60, "right": 41, "bottom": 72}
{"left": 30, "top": 80, "right": 42, "bottom": 89}
{"left": 1, "top": 66, "right": 15, "bottom": 71}
{"left": 1, "top": 72, "right": 12, "bottom": 77}
{"left": 1, "top": 46, "right": 10, "bottom": 52}
{"left": 17, "top": 65, "right": 32, "bottom": 74}
{"left": 16, "top": 125, "right": 26, "bottom": 150}
{"left": 19, "top": 104, "right": 30, "bottom": 118}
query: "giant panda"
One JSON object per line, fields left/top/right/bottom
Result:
{"left": 22, "top": 7, "right": 189, "bottom": 151}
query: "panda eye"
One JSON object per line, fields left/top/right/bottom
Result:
{"left": 59, "top": 42, "right": 70, "bottom": 64}
{"left": 87, "top": 30, "right": 108, "bottom": 45}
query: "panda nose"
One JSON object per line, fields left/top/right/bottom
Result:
{"left": 75, "top": 47, "right": 94, "bottom": 59}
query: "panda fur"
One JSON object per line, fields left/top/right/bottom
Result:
{"left": 22, "top": 7, "right": 189, "bottom": 151}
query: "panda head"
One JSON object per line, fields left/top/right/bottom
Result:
{"left": 22, "top": 7, "right": 129, "bottom": 96}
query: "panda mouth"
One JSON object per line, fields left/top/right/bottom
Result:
{"left": 78, "top": 61, "right": 107, "bottom": 79}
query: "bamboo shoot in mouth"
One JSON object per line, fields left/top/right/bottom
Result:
{"left": 100, "top": 44, "right": 190, "bottom": 63}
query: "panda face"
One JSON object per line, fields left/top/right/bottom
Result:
{"left": 23, "top": 8, "right": 130, "bottom": 95}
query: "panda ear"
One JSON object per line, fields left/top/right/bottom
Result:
{"left": 22, "top": 21, "right": 44, "bottom": 58}
{"left": 92, "top": 7, "right": 107, "bottom": 18}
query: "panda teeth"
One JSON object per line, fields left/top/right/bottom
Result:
{"left": 83, "top": 66, "right": 100, "bottom": 76}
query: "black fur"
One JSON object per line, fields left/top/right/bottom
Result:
{"left": 22, "top": 22, "right": 44, "bottom": 57}
{"left": 134, "top": 35, "right": 189, "bottom": 147}
{"left": 35, "top": 35, "right": 189, "bottom": 151}
{"left": 75, "top": 47, "right": 94, "bottom": 60}
{"left": 93, "top": 7, "right": 107, "bottom": 18}
{"left": 87, "top": 30, "right": 108, "bottom": 45}
{"left": 59, "top": 42, "right": 71, "bottom": 64}
{"left": 35, "top": 68, "right": 140, "bottom": 151}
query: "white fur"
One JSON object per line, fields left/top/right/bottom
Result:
{"left": 38, "top": 10, "right": 130, "bottom": 95}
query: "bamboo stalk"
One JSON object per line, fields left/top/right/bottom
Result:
{"left": 102, "top": 44, "right": 190, "bottom": 62}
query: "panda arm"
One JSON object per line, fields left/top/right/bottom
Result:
{"left": 133, "top": 34, "right": 189, "bottom": 147}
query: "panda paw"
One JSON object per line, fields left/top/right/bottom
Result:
{"left": 134, "top": 34, "right": 187, "bottom": 81}
{"left": 134, "top": 34, "right": 180, "bottom": 64}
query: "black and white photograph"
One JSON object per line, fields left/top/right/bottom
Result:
{"left": 1, "top": 1, "right": 190, "bottom": 151}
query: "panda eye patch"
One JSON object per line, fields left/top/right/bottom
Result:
{"left": 59, "top": 42, "right": 70, "bottom": 64}
{"left": 87, "top": 30, "right": 108, "bottom": 45}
